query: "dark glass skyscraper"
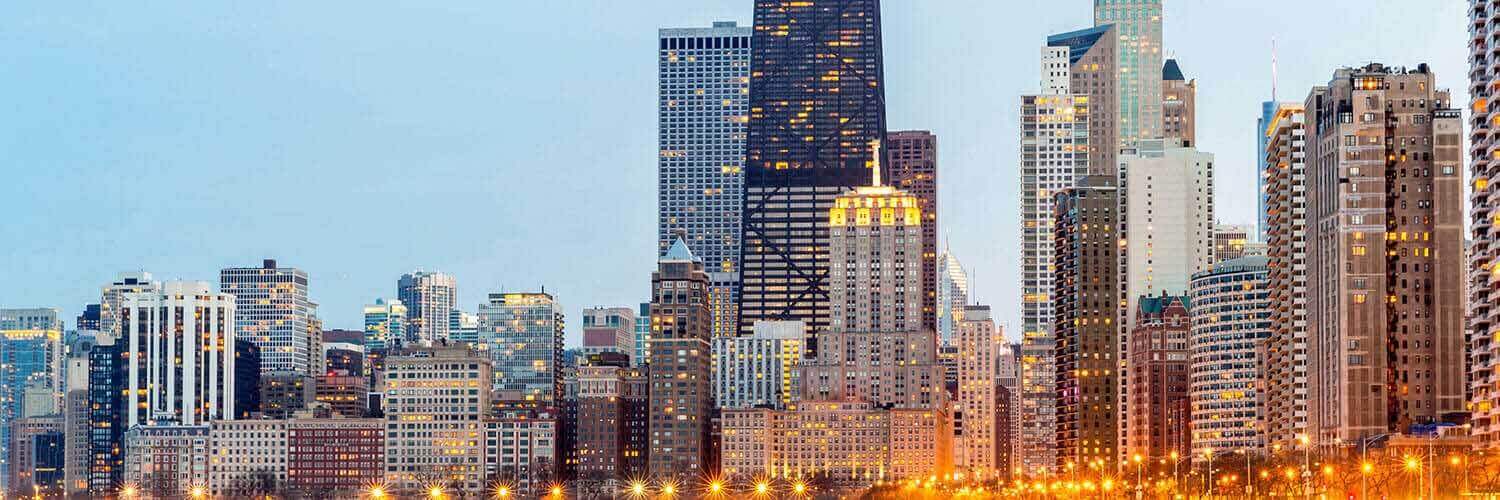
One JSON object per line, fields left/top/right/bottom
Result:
{"left": 738, "top": 0, "right": 888, "bottom": 339}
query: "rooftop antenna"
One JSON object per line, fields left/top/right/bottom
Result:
{"left": 1271, "top": 37, "right": 1279, "bottom": 102}
{"left": 869, "top": 139, "right": 882, "bottom": 187}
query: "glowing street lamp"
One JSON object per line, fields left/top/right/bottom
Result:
{"left": 493, "top": 485, "right": 510, "bottom": 499}
{"left": 754, "top": 481, "right": 770, "bottom": 496}
{"left": 190, "top": 486, "right": 208, "bottom": 499}
{"left": 429, "top": 486, "right": 446, "bottom": 499}
{"left": 369, "top": 486, "right": 388, "bottom": 499}
{"left": 627, "top": 480, "right": 647, "bottom": 499}
{"left": 549, "top": 484, "right": 564, "bottom": 498}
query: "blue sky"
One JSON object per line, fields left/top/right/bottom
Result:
{"left": 0, "top": 1, "right": 1468, "bottom": 343}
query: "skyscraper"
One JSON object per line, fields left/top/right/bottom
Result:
{"left": 713, "top": 320, "right": 803, "bottom": 410}
{"left": 0, "top": 309, "right": 62, "bottom": 493}
{"left": 221, "top": 259, "right": 313, "bottom": 375}
{"left": 396, "top": 270, "right": 456, "bottom": 345}
{"left": 1303, "top": 64, "right": 1465, "bottom": 443}
{"left": 1261, "top": 103, "right": 1311, "bottom": 450}
{"left": 1213, "top": 223, "right": 1253, "bottom": 262}
{"left": 383, "top": 346, "right": 491, "bottom": 495}
{"left": 648, "top": 236, "right": 714, "bottom": 479}
{"left": 738, "top": 0, "right": 888, "bottom": 340}
{"left": 99, "top": 272, "right": 158, "bottom": 338}
{"left": 1052, "top": 175, "right": 1121, "bottom": 468}
{"left": 887, "top": 130, "right": 940, "bottom": 337}
{"left": 362, "top": 298, "right": 407, "bottom": 351}
{"left": 120, "top": 281, "right": 238, "bottom": 426}
{"left": 937, "top": 249, "right": 970, "bottom": 346}
{"left": 1468, "top": 0, "right": 1500, "bottom": 448}
{"left": 956, "top": 305, "right": 1000, "bottom": 478}
{"left": 1121, "top": 143, "right": 1215, "bottom": 323}
{"left": 1160, "top": 59, "right": 1195, "bottom": 146}
{"left": 579, "top": 307, "right": 637, "bottom": 364}
{"left": 1188, "top": 257, "right": 1270, "bottom": 456}
{"left": 1094, "top": 0, "right": 1163, "bottom": 149}
{"left": 658, "top": 21, "right": 751, "bottom": 339}
{"left": 476, "top": 292, "right": 565, "bottom": 405}
{"left": 574, "top": 353, "right": 648, "bottom": 490}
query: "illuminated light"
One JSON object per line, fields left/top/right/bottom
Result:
{"left": 793, "top": 481, "right": 808, "bottom": 495}
{"left": 662, "top": 484, "right": 677, "bottom": 496}
{"left": 495, "top": 486, "right": 510, "bottom": 498}
{"left": 190, "top": 486, "right": 208, "bottom": 499}
{"left": 430, "top": 486, "right": 446, "bottom": 499}
{"left": 551, "top": 485, "right": 563, "bottom": 497}
{"left": 1405, "top": 457, "right": 1421, "bottom": 471}
{"left": 709, "top": 481, "right": 724, "bottom": 494}
{"left": 755, "top": 482, "right": 769, "bottom": 495}
{"left": 1361, "top": 462, "right": 1374, "bottom": 474}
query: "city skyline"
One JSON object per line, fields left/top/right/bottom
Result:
{"left": 0, "top": 1, "right": 1470, "bottom": 343}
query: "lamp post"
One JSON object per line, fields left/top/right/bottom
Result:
{"left": 1296, "top": 434, "right": 1312, "bottom": 500}
{"left": 1169, "top": 450, "right": 1180, "bottom": 494}
{"left": 1242, "top": 448, "right": 1253, "bottom": 498}
{"left": 1359, "top": 433, "right": 1389, "bottom": 500}
{"left": 1204, "top": 448, "right": 1214, "bottom": 499}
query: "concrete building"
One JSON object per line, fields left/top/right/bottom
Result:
{"left": 221, "top": 259, "right": 315, "bottom": 375}
{"left": 396, "top": 271, "right": 456, "bottom": 345}
{"left": 477, "top": 292, "right": 565, "bottom": 405}
{"left": 383, "top": 346, "right": 491, "bottom": 495}
{"left": 1303, "top": 64, "right": 1466, "bottom": 444}
{"left": 258, "top": 372, "right": 313, "bottom": 419}
{"left": 1161, "top": 59, "right": 1196, "bottom": 147}
{"left": 886, "top": 130, "right": 940, "bottom": 338}
{"left": 286, "top": 417, "right": 384, "bottom": 497}
{"left": 956, "top": 305, "right": 1001, "bottom": 479}
{"left": 0, "top": 311, "right": 62, "bottom": 492}
{"left": 120, "top": 282, "right": 237, "bottom": 426}
{"left": 1095, "top": 0, "right": 1162, "bottom": 149}
{"left": 63, "top": 358, "right": 90, "bottom": 495}
{"left": 937, "top": 249, "right": 970, "bottom": 346}
{"left": 720, "top": 401, "right": 950, "bottom": 484}
{"left": 313, "top": 374, "right": 369, "bottom": 418}
{"left": 579, "top": 307, "right": 636, "bottom": 364}
{"left": 1214, "top": 224, "right": 1254, "bottom": 262}
{"left": 207, "top": 419, "right": 287, "bottom": 498}
{"left": 1124, "top": 294, "right": 1191, "bottom": 462}
{"left": 713, "top": 321, "right": 804, "bottom": 410}
{"left": 1188, "top": 257, "right": 1271, "bottom": 457}
{"left": 100, "top": 272, "right": 158, "bottom": 337}
{"left": 122, "top": 424, "right": 210, "bottom": 499}
{"left": 826, "top": 160, "right": 924, "bottom": 336}
{"left": 658, "top": 22, "right": 751, "bottom": 339}
{"left": 647, "top": 236, "right": 714, "bottom": 479}
{"left": 362, "top": 298, "right": 407, "bottom": 351}
{"left": 6, "top": 416, "right": 63, "bottom": 495}
{"left": 1122, "top": 143, "right": 1216, "bottom": 325}
{"left": 574, "top": 353, "right": 648, "bottom": 490}
{"left": 1260, "top": 103, "right": 1312, "bottom": 450}
{"left": 484, "top": 413, "right": 557, "bottom": 496}
{"left": 1052, "top": 176, "right": 1122, "bottom": 468}
{"left": 1467, "top": 0, "right": 1500, "bottom": 448}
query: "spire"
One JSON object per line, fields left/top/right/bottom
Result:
{"left": 869, "top": 139, "right": 882, "bottom": 187}
{"left": 663, "top": 233, "right": 699, "bottom": 262}
{"left": 1271, "top": 37, "right": 1278, "bottom": 102}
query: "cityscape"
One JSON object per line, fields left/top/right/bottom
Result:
{"left": 2, "top": 0, "right": 1499, "bottom": 498}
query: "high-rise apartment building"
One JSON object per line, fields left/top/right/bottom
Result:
{"left": 1468, "top": 0, "right": 1500, "bottom": 448}
{"left": 362, "top": 298, "right": 407, "bottom": 351}
{"left": 383, "top": 346, "right": 491, "bottom": 495}
{"left": 647, "top": 237, "right": 714, "bottom": 478}
{"left": 1094, "top": 0, "right": 1163, "bottom": 149}
{"left": 886, "top": 130, "right": 940, "bottom": 337}
{"left": 1161, "top": 59, "right": 1196, "bottom": 146}
{"left": 1122, "top": 144, "right": 1216, "bottom": 324}
{"left": 0, "top": 309, "right": 62, "bottom": 493}
{"left": 1261, "top": 103, "right": 1311, "bottom": 450}
{"left": 1214, "top": 223, "right": 1253, "bottom": 262}
{"left": 100, "top": 272, "right": 158, "bottom": 337}
{"left": 574, "top": 353, "right": 648, "bottom": 489}
{"left": 87, "top": 337, "right": 127, "bottom": 495}
{"left": 476, "top": 292, "right": 565, "bottom": 405}
{"left": 1303, "top": 64, "right": 1465, "bottom": 443}
{"left": 937, "top": 249, "right": 970, "bottom": 346}
{"left": 221, "top": 259, "right": 314, "bottom": 375}
{"left": 120, "top": 281, "right": 239, "bottom": 426}
{"left": 713, "top": 320, "right": 804, "bottom": 410}
{"left": 1188, "top": 257, "right": 1270, "bottom": 456}
{"left": 1053, "top": 176, "right": 1121, "bottom": 468}
{"left": 738, "top": 0, "right": 887, "bottom": 340}
{"left": 396, "top": 271, "right": 456, "bottom": 345}
{"left": 956, "top": 305, "right": 1000, "bottom": 478}
{"left": 658, "top": 21, "right": 751, "bottom": 340}
{"left": 1124, "top": 294, "right": 1190, "bottom": 462}
{"left": 580, "top": 307, "right": 637, "bottom": 364}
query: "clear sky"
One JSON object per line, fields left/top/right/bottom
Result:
{"left": 0, "top": 1, "right": 1468, "bottom": 343}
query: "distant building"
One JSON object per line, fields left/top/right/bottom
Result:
{"left": 322, "top": 342, "right": 365, "bottom": 377}
{"left": 448, "top": 310, "right": 479, "bottom": 344}
{"left": 396, "top": 271, "right": 457, "bottom": 345}
{"left": 6, "top": 416, "right": 63, "bottom": 495}
{"left": 0, "top": 310, "right": 62, "bottom": 492}
{"left": 259, "top": 372, "right": 313, "bottom": 419}
{"left": 123, "top": 424, "right": 210, "bottom": 499}
{"left": 647, "top": 236, "right": 714, "bottom": 479}
{"left": 956, "top": 306, "right": 1000, "bottom": 478}
{"left": 721, "top": 401, "right": 950, "bottom": 484}
{"left": 633, "top": 303, "right": 650, "bottom": 367}
{"left": 1470, "top": 0, "right": 1500, "bottom": 448}
{"left": 579, "top": 307, "right": 636, "bottom": 364}
{"left": 937, "top": 250, "right": 970, "bottom": 347}
{"left": 87, "top": 338, "right": 127, "bottom": 495}
{"left": 477, "top": 292, "right": 565, "bottom": 405}
{"left": 313, "top": 374, "right": 369, "bottom": 418}
{"left": 99, "top": 272, "right": 157, "bottom": 337}
{"left": 1125, "top": 294, "right": 1191, "bottom": 461}
{"left": 574, "top": 353, "right": 648, "bottom": 491}
{"left": 208, "top": 419, "right": 287, "bottom": 498}
{"left": 362, "top": 298, "right": 408, "bottom": 351}
{"left": 384, "top": 346, "right": 491, "bottom": 495}
{"left": 221, "top": 259, "right": 314, "bottom": 375}
{"left": 1261, "top": 103, "right": 1311, "bottom": 449}
{"left": 886, "top": 130, "right": 940, "bottom": 339}
{"left": 1189, "top": 257, "right": 1270, "bottom": 456}
{"left": 233, "top": 340, "right": 262, "bottom": 419}
{"left": 712, "top": 321, "right": 804, "bottom": 410}
{"left": 75, "top": 304, "right": 101, "bottom": 332}
{"left": 1161, "top": 59, "right": 1196, "bottom": 146}
{"left": 119, "top": 282, "right": 238, "bottom": 426}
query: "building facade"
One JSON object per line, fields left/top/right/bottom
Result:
{"left": 1261, "top": 103, "right": 1311, "bottom": 450}
{"left": 1303, "top": 64, "right": 1466, "bottom": 444}
{"left": 658, "top": 22, "right": 751, "bottom": 339}
{"left": 383, "top": 346, "right": 491, "bottom": 495}
{"left": 1214, "top": 223, "right": 1253, "bottom": 262}
{"left": 362, "top": 298, "right": 407, "bottom": 351}
{"left": 476, "top": 292, "right": 565, "bottom": 405}
{"left": 937, "top": 250, "right": 970, "bottom": 346}
{"left": 738, "top": 0, "right": 887, "bottom": 339}
{"left": 712, "top": 320, "right": 804, "bottom": 410}
{"left": 1188, "top": 257, "right": 1271, "bottom": 457}
{"left": 956, "top": 305, "right": 1000, "bottom": 478}
{"left": 0, "top": 311, "right": 62, "bottom": 493}
{"left": 207, "top": 419, "right": 287, "bottom": 498}
{"left": 1161, "top": 59, "right": 1196, "bottom": 147}
{"left": 221, "top": 259, "right": 314, "bottom": 375}
{"left": 484, "top": 414, "right": 557, "bottom": 496}
{"left": 122, "top": 425, "right": 210, "bottom": 500}
{"left": 647, "top": 237, "right": 714, "bottom": 478}
{"left": 579, "top": 307, "right": 637, "bottom": 364}
{"left": 720, "top": 401, "right": 950, "bottom": 484}
{"left": 120, "top": 281, "right": 238, "bottom": 426}
{"left": 1468, "top": 0, "right": 1500, "bottom": 448}
{"left": 886, "top": 130, "right": 940, "bottom": 338}
{"left": 1094, "top": 0, "right": 1162, "bottom": 149}
{"left": 100, "top": 272, "right": 158, "bottom": 337}
{"left": 286, "top": 417, "right": 385, "bottom": 496}
{"left": 1124, "top": 295, "right": 1191, "bottom": 462}
{"left": 396, "top": 271, "right": 457, "bottom": 345}
{"left": 1052, "top": 176, "right": 1121, "bottom": 468}
{"left": 574, "top": 354, "right": 648, "bottom": 488}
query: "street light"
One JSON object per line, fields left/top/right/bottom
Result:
{"left": 626, "top": 480, "right": 647, "bottom": 499}
{"left": 493, "top": 485, "right": 510, "bottom": 499}
{"left": 190, "top": 486, "right": 208, "bottom": 499}
{"left": 1297, "top": 433, "right": 1312, "bottom": 499}
{"left": 429, "top": 486, "right": 446, "bottom": 499}
{"left": 368, "top": 486, "right": 388, "bottom": 499}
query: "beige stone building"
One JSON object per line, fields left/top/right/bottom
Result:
{"left": 1262, "top": 103, "right": 1312, "bottom": 451}
{"left": 383, "top": 346, "right": 491, "bottom": 495}
{"left": 1466, "top": 0, "right": 1500, "bottom": 448}
{"left": 720, "top": 401, "right": 950, "bottom": 484}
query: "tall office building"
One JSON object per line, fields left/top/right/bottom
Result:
{"left": 647, "top": 236, "right": 714, "bottom": 478}
{"left": 634, "top": 303, "right": 651, "bottom": 367}
{"left": 1213, "top": 223, "right": 1253, "bottom": 262}
{"left": 383, "top": 346, "right": 491, "bottom": 495}
{"left": 1188, "top": 257, "right": 1270, "bottom": 456}
{"left": 1121, "top": 144, "right": 1216, "bottom": 327}
{"left": 937, "top": 249, "right": 970, "bottom": 346}
{"left": 476, "top": 292, "right": 565, "bottom": 405}
{"left": 579, "top": 307, "right": 637, "bottom": 364}
{"left": 1303, "top": 64, "right": 1465, "bottom": 443}
{"left": 221, "top": 259, "right": 313, "bottom": 375}
{"left": 1261, "top": 103, "right": 1311, "bottom": 450}
{"left": 87, "top": 337, "right": 126, "bottom": 494}
{"left": 1020, "top": 88, "right": 1091, "bottom": 355}
{"left": 362, "top": 298, "right": 407, "bottom": 351}
{"left": 658, "top": 21, "right": 751, "bottom": 339}
{"left": 0, "top": 309, "right": 62, "bottom": 493}
{"left": 1124, "top": 294, "right": 1190, "bottom": 462}
{"left": 956, "top": 305, "right": 1000, "bottom": 478}
{"left": 1094, "top": 0, "right": 1163, "bottom": 149}
{"left": 448, "top": 310, "right": 479, "bottom": 344}
{"left": 1468, "top": 0, "right": 1500, "bottom": 448}
{"left": 738, "top": 0, "right": 888, "bottom": 340}
{"left": 1044, "top": 25, "right": 1117, "bottom": 179}
{"left": 120, "top": 281, "right": 239, "bottom": 426}
{"left": 1052, "top": 176, "right": 1121, "bottom": 468}
{"left": 396, "top": 270, "right": 456, "bottom": 345}
{"left": 713, "top": 320, "right": 804, "bottom": 410}
{"left": 100, "top": 272, "right": 158, "bottom": 337}
{"left": 1161, "top": 59, "right": 1196, "bottom": 146}
{"left": 886, "top": 130, "right": 940, "bottom": 337}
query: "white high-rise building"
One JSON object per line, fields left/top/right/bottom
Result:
{"left": 100, "top": 272, "right": 158, "bottom": 337}
{"left": 384, "top": 346, "right": 490, "bottom": 495}
{"left": 956, "top": 305, "right": 1000, "bottom": 478}
{"left": 397, "top": 270, "right": 456, "bottom": 345}
{"left": 1469, "top": 0, "right": 1500, "bottom": 449}
{"left": 121, "top": 281, "right": 238, "bottom": 426}
{"left": 1122, "top": 144, "right": 1216, "bottom": 323}
{"left": 658, "top": 21, "right": 751, "bottom": 339}
{"left": 937, "top": 249, "right": 970, "bottom": 346}
{"left": 221, "top": 259, "right": 313, "bottom": 375}
{"left": 712, "top": 321, "right": 804, "bottom": 410}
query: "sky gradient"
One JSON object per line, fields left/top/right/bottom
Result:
{"left": 0, "top": 1, "right": 1468, "bottom": 343}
